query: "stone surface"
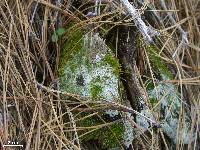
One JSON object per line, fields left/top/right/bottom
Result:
{"left": 59, "top": 31, "right": 134, "bottom": 148}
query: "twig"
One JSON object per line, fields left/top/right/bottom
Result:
{"left": 160, "top": 0, "right": 188, "bottom": 58}
{"left": 30, "top": 1, "right": 39, "bottom": 25}
{"left": 34, "top": 0, "right": 80, "bottom": 22}
{"left": 36, "top": 81, "right": 160, "bottom": 126}
{"left": 73, "top": 101, "right": 160, "bottom": 127}
{"left": 120, "top": 0, "right": 159, "bottom": 42}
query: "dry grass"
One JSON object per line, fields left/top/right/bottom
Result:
{"left": 0, "top": 0, "right": 199, "bottom": 149}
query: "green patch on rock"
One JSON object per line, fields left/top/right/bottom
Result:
{"left": 79, "top": 115, "right": 124, "bottom": 149}
{"left": 59, "top": 24, "right": 85, "bottom": 76}
{"left": 100, "top": 122, "right": 124, "bottom": 149}
{"left": 147, "top": 45, "right": 173, "bottom": 80}
{"left": 150, "top": 97, "right": 158, "bottom": 107}
{"left": 102, "top": 54, "right": 121, "bottom": 76}
{"left": 90, "top": 84, "right": 103, "bottom": 98}
{"left": 146, "top": 81, "right": 155, "bottom": 91}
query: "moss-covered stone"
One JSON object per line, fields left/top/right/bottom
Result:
{"left": 59, "top": 31, "right": 120, "bottom": 101}
{"left": 144, "top": 45, "right": 194, "bottom": 144}
{"left": 58, "top": 27, "right": 130, "bottom": 148}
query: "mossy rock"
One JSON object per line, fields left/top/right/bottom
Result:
{"left": 59, "top": 31, "right": 120, "bottom": 102}
{"left": 58, "top": 26, "right": 129, "bottom": 148}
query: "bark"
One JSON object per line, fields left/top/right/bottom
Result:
{"left": 114, "top": 25, "right": 147, "bottom": 112}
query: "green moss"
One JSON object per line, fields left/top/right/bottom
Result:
{"left": 146, "top": 81, "right": 154, "bottom": 91}
{"left": 102, "top": 54, "right": 121, "bottom": 76}
{"left": 100, "top": 122, "right": 124, "bottom": 149}
{"left": 150, "top": 98, "right": 158, "bottom": 107}
{"left": 58, "top": 23, "right": 85, "bottom": 76}
{"left": 89, "top": 75, "right": 109, "bottom": 99}
{"left": 79, "top": 115, "right": 125, "bottom": 149}
{"left": 148, "top": 45, "right": 173, "bottom": 79}
{"left": 79, "top": 116, "right": 102, "bottom": 141}
{"left": 84, "top": 57, "right": 93, "bottom": 71}
{"left": 90, "top": 84, "right": 103, "bottom": 98}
